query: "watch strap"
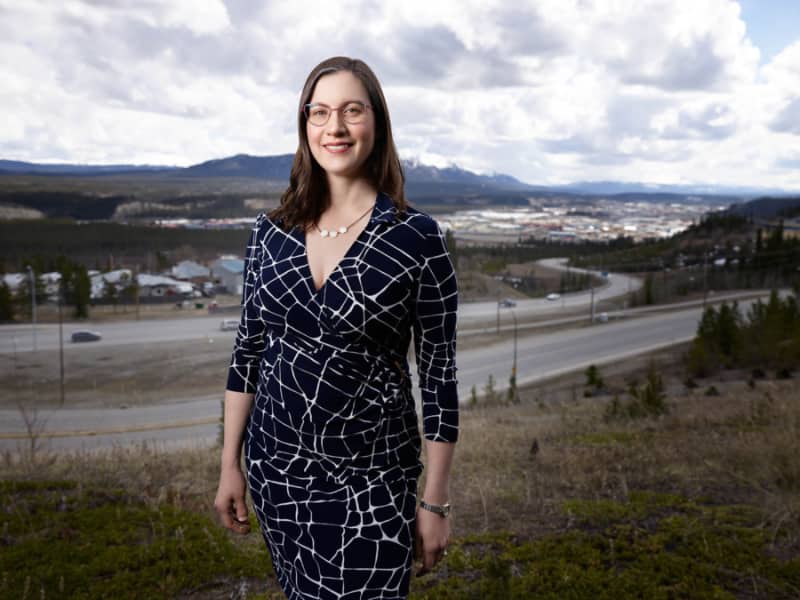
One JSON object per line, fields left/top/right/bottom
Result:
{"left": 419, "top": 499, "right": 451, "bottom": 517}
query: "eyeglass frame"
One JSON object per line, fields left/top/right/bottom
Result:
{"left": 303, "top": 100, "right": 373, "bottom": 127}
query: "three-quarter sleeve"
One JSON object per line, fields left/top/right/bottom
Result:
{"left": 226, "top": 213, "right": 267, "bottom": 393}
{"left": 412, "top": 219, "right": 459, "bottom": 443}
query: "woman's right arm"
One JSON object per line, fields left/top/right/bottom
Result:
{"left": 215, "top": 213, "right": 268, "bottom": 534}
{"left": 215, "top": 389, "right": 254, "bottom": 533}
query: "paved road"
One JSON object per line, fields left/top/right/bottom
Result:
{"left": 0, "top": 259, "right": 638, "bottom": 355}
{"left": 458, "top": 258, "right": 640, "bottom": 326}
{"left": 0, "top": 293, "right": 770, "bottom": 453}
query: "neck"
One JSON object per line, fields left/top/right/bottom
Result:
{"left": 325, "top": 175, "right": 377, "bottom": 213}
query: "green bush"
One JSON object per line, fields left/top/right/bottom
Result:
{"left": 604, "top": 362, "right": 668, "bottom": 421}
{"left": 0, "top": 480, "right": 271, "bottom": 599}
{"left": 686, "top": 292, "right": 800, "bottom": 378}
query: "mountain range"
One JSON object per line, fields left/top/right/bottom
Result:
{"left": 1, "top": 154, "right": 794, "bottom": 199}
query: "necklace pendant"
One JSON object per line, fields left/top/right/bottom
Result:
{"left": 338, "top": 226, "right": 347, "bottom": 234}
{"left": 320, "top": 229, "right": 329, "bottom": 238}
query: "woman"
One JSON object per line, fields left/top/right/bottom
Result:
{"left": 214, "top": 56, "right": 459, "bottom": 600}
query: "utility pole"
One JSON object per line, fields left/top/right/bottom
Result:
{"left": 510, "top": 307, "right": 518, "bottom": 403}
{"left": 134, "top": 265, "right": 141, "bottom": 320}
{"left": 58, "top": 285, "right": 65, "bottom": 406}
{"left": 496, "top": 293, "right": 500, "bottom": 334}
{"left": 26, "top": 265, "right": 37, "bottom": 352}
{"left": 702, "top": 251, "right": 709, "bottom": 309}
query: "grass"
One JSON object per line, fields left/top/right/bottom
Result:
{"left": 2, "top": 351, "right": 800, "bottom": 598}
{"left": 0, "top": 480, "right": 274, "bottom": 599}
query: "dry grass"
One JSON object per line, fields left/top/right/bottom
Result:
{"left": 3, "top": 349, "right": 799, "bottom": 597}
{"left": 442, "top": 362, "right": 800, "bottom": 554}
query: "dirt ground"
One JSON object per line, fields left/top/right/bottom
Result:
{"left": 1, "top": 338, "right": 231, "bottom": 409}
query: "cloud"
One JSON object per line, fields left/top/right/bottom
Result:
{"left": 769, "top": 98, "right": 800, "bottom": 135}
{"left": 0, "top": 0, "right": 798, "bottom": 190}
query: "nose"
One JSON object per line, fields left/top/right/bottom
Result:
{"left": 325, "top": 108, "right": 347, "bottom": 134}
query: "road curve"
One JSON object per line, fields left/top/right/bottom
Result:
{"left": 0, "top": 294, "right": 770, "bottom": 453}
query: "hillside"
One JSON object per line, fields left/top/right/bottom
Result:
{"left": 0, "top": 154, "right": 763, "bottom": 221}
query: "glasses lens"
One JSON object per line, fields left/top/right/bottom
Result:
{"left": 342, "top": 102, "right": 366, "bottom": 124}
{"left": 306, "top": 105, "right": 330, "bottom": 126}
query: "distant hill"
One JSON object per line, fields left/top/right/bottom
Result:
{"left": 727, "top": 196, "right": 800, "bottom": 219}
{"left": 3, "top": 153, "right": 797, "bottom": 221}
{"left": 0, "top": 159, "right": 177, "bottom": 176}
{"left": 0, "top": 154, "right": 532, "bottom": 190}
{"left": 2, "top": 154, "right": 794, "bottom": 199}
{"left": 178, "top": 153, "right": 533, "bottom": 190}
{"left": 179, "top": 154, "right": 295, "bottom": 179}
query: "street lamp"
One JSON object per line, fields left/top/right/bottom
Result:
{"left": 498, "top": 300, "right": 519, "bottom": 403}
{"left": 26, "top": 265, "right": 37, "bottom": 352}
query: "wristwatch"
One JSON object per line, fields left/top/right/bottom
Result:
{"left": 419, "top": 499, "right": 451, "bottom": 517}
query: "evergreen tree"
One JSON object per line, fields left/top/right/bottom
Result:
{"left": 14, "top": 267, "right": 46, "bottom": 319}
{"left": 0, "top": 281, "right": 14, "bottom": 322}
{"left": 72, "top": 264, "right": 91, "bottom": 318}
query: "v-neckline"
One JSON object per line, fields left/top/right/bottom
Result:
{"left": 300, "top": 206, "right": 376, "bottom": 296}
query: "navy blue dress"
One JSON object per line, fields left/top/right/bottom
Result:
{"left": 226, "top": 191, "right": 459, "bottom": 600}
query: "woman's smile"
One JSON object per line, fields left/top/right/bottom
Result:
{"left": 323, "top": 142, "right": 354, "bottom": 153}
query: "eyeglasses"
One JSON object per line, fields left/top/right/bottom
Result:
{"left": 303, "top": 101, "right": 372, "bottom": 127}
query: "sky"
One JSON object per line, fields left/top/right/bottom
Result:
{"left": 1, "top": 0, "right": 799, "bottom": 190}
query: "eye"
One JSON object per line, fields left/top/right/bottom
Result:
{"left": 312, "top": 107, "right": 328, "bottom": 118}
{"left": 344, "top": 103, "right": 364, "bottom": 116}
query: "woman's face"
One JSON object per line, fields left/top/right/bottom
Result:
{"left": 305, "top": 70, "right": 376, "bottom": 182}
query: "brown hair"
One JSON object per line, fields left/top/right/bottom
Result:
{"left": 269, "top": 56, "right": 407, "bottom": 231}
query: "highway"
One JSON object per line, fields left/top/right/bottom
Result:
{"left": 0, "top": 293, "right": 770, "bottom": 453}
{"left": 0, "top": 259, "right": 637, "bottom": 355}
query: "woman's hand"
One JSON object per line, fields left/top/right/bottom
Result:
{"left": 214, "top": 464, "right": 251, "bottom": 534}
{"left": 414, "top": 505, "right": 450, "bottom": 576}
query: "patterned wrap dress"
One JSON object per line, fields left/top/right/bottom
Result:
{"left": 226, "top": 191, "right": 459, "bottom": 600}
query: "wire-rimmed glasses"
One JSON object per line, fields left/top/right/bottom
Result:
{"left": 304, "top": 101, "right": 372, "bottom": 127}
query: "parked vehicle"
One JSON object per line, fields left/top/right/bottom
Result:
{"left": 546, "top": 293, "right": 561, "bottom": 301}
{"left": 498, "top": 298, "right": 516, "bottom": 308}
{"left": 71, "top": 330, "right": 102, "bottom": 343}
{"left": 220, "top": 319, "right": 239, "bottom": 331}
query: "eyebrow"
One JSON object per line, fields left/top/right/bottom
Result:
{"left": 306, "top": 99, "right": 367, "bottom": 106}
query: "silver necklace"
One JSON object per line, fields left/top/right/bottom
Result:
{"left": 315, "top": 203, "right": 374, "bottom": 239}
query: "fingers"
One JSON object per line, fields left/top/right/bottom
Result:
{"left": 233, "top": 497, "right": 251, "bottom": 533}
{"left": 415, "top": 545, "right": 448, "bottom": 577}
{"left": 413, "top": 521, "right": 449, "bottom": 577}
{"left": 215, "top": 494, "right": 251, "bottom": 534}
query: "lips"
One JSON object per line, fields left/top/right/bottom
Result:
{"left": 323, "top": 143, "right": 353, "bottom": 154}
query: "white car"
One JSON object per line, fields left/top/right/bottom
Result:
{"left": 220, "top": 319, "right": 239, "bottom": 331}
{"left": 546, "top": 293, "right": 561, "bottom": 301}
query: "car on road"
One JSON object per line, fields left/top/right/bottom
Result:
{"left": 220, "top": 319, "right": 239, "bottom": 331}
{"left": 546, "top": 293, "right": 561, "bottom": 301}
{"left": 498, "top": 298, "right": 516, "bottom": 308}
{"left": 71, "top": 330, "right": 102, "bottom": 343}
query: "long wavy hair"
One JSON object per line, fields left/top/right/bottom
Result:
{"left": 269, "top": 57, "right": 407, "bottom": 231}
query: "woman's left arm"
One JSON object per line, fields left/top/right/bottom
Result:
{"left": 415, "top": 438, "right": 456, "bottom": 576}
{"left": 412, "top": 218, "right": 459, "bottom": 575}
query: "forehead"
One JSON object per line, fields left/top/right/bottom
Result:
{"left": 309, "top": 71, "right": 369, "bottom": 104}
